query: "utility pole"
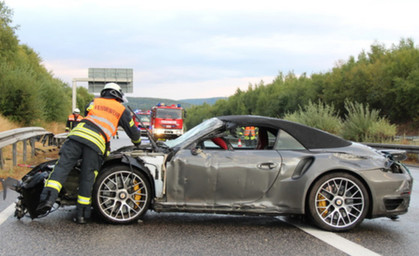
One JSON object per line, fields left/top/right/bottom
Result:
{"left": 72, "top": 79, "right": 77, "bottom": 111}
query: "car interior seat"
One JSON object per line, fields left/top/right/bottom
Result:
{"left": 256, "top": 128, "right": 268, "bottom": 149}
{"left": 211, "top": 137, "right": 229, "bottom": 150}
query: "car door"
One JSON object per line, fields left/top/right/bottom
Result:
{"left": 165, "top": 147, "right": 282, "bottom": 208}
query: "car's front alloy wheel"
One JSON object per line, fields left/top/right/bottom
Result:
{"left": 308, "top": 172, "right": 369, "bottom": 231}
{"left": 93, "top": 165, "right": 151, "bottom": 224}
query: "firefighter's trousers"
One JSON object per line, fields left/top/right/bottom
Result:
{"left": 40, "top": 138, "right": 103, "bottom": 218}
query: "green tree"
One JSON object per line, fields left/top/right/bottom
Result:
{"left": 0, "top": 1, "right": 94, "bottom": 126}
{"left": 0, "top": 1, "right": 18, "bottom": 62}
{"left": 76, "top": 86, "right": 95, "bottom": 115}
{"left": 0, "top": 64, "right": 41, "bottom": 125}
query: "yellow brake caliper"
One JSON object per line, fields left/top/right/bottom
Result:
{"left": 133, "top": 180, "right": 141, "bottom": 209}
{"left": 317, "top": 193, "right": 328, "bottom": 217}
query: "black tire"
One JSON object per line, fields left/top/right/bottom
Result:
{"left": 307, "top": 172, "right": 369, "bottom": 231}
{"left": 92, "top": 165, "right": 151, "bottom": 224}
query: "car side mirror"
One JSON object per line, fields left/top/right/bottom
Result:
{"left": 191, "top": 146, "right": 203, "bottom": 156}
{"left": 191, "top": 148, "right": 198, "bottom": 156}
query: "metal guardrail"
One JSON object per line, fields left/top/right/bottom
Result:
{"left": 1, "top": 127, "right": 418, "bottom": 168}
{"left": 0, "top": 127, "right": 55, "bottom": 169}
{"left": 54, "top": 133, "right": 68, "bottom": 147}
{"left": 364, "top": 143, "right": 419, "bottom": 153}
{"left": 394, "top": 136, "right": 419, "bottom": 142}
{"left": 364, "top": 143, "right": 419, "bottom": 161}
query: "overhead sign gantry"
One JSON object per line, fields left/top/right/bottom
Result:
{"left": 72, "top": 68, "right": 133, "bottom": 110}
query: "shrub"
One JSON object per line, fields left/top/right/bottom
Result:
{"left": 283, "top": 100, "right": 342, "bottom": 134}
{"left": 341, "top": 101, "right": 396, "bottom": 142}
{"left": 366, "top": 117, "right": 397, "bottom": 142}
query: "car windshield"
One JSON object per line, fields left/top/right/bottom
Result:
{"left": 156, "top": 109, "right": 182, "bottom": 119}
{"left": 164, "top": 117, "right": 224, "bottom": 148}
{"left": 139, "top": 115, "right": 150, "bottom": 122}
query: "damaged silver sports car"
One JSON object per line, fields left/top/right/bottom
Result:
{"left": 4, "top": 115, "right": 413, "bottom": 231}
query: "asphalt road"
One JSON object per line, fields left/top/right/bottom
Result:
{"left": 0, "top": 132, "right": 417, "bottom": 256}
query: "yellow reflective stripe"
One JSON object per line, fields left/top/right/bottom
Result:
{"left": 69, "top": 126, "right": 106, "bottom": 154}
{"left": 77, "top": 195, "right": 91, "bottom": 205}
{"left": 70, "top": 131, "right": 105, "bottom": 152}
{"left": 71, "top": 132, "right": 106, "bottom": 154}
{"left": 86, "top": 102, "right": 94, "bottom": 112}
{"left": 94, "top": 170, "right": 98, "bottom": 179}
{"left": 129, "top": 119, "right": 135, "bottom": 127}
{"left": 132, "top": 138, "right": 141, "bottom": 144}
{"left": 70, "top": 126, "right": 105, "bottom": 144}
{"left": 45, "top": 180, "right": 62, "bottom": 192}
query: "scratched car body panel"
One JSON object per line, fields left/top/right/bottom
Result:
{"left": 9, "top": 115, "right": 413, "bottom": 231}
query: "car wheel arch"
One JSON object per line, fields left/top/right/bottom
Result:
{"left": 100, "top": 156, "right": 156, "bottom": 199}
{"left": 304, "top": 169, "right": 373, "bottom": 218}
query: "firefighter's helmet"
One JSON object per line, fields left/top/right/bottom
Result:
{"left": 101, "top": 83, "right": 126, "bottom": 102}
{"left": 73, "top": 108, "right": 80, "bottom": 114}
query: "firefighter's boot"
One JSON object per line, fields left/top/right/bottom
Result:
{"left": 36, "top": 189, "right": 58, "bottom": 217}
{"left": 73, "top": 205, "right": 91, "bottom": 224}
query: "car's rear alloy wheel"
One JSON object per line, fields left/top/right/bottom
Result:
{"left": 93, "top": 165, "right": 151, "bottom": 224}
{"left": 308, "top": 172, "right": 369, "bottom": 231}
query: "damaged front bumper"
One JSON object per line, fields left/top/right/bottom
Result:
{"left": 2, "top": 160, "right": 55, "bottom": 219}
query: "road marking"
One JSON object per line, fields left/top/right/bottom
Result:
{"left": 0, "top": 203, "right": 15, "bottom": 226}
{"left": 0, "top": 203, "right": 389, "bottom": 256}
{"left": 283, "top": 217, "right": 381, "bottom": 256}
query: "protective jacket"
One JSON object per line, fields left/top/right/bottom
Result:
{"left": 69, "top": 97, "right": 141, "bottom": 155}
{"left": 243, "top": 126, "right": 256, "bottom": 140}
{"left": 66, "top": 113, "right": 83, "bottom": 131}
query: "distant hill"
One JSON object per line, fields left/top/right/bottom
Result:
{"left": 179, "top": 97, "right": 226, "bottom": 105}
{"left": 126, "top": 97, "right": 226, "bottom": 110}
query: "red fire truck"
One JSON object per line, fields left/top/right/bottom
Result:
{"left": 133, "top": 109, "right": 151, "bottom": 136}
{"left": 150, "top": 103, "right": 185, "bottom": 140}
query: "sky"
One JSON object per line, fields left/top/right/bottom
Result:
{"left": 4, "top": 0, "right": 419, "bottom": 100}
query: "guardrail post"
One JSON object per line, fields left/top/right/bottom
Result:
{"left": 23, "top": 139, "right": 27, "bottom": 163}
{"left": 0, "top": 148, "right": 3, "bottom": 169}
{"left": 13, "top": 143, "right": 17, "bottom": 166}
{"left": 30, "top": 138, "right": 35, "bottom": 157}
{"left": 48, "top": 134, "right": 53, "bottom": 146}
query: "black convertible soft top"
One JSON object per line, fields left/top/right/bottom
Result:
{"left": 217, "top": 115, "right": 351, "bottom": 149}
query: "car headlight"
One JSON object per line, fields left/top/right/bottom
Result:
{"left": 154, "top": 129, "right": 164, "bottom": 135}
{"left": 381, "top": 161, "right": 404, "bottom": 174}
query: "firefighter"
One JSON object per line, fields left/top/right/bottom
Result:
{"left": 243, "top": 126, "right": 256, "bottom": 146}
{"left": 36, "top": 83, "right": 142, "bottom": 224}
{"left": 65, "top": 108, "right": 83, "bottom": 131}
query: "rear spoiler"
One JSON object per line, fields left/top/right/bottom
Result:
{"left": 379, "top": 149, "right": 407, "bottom": 162}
